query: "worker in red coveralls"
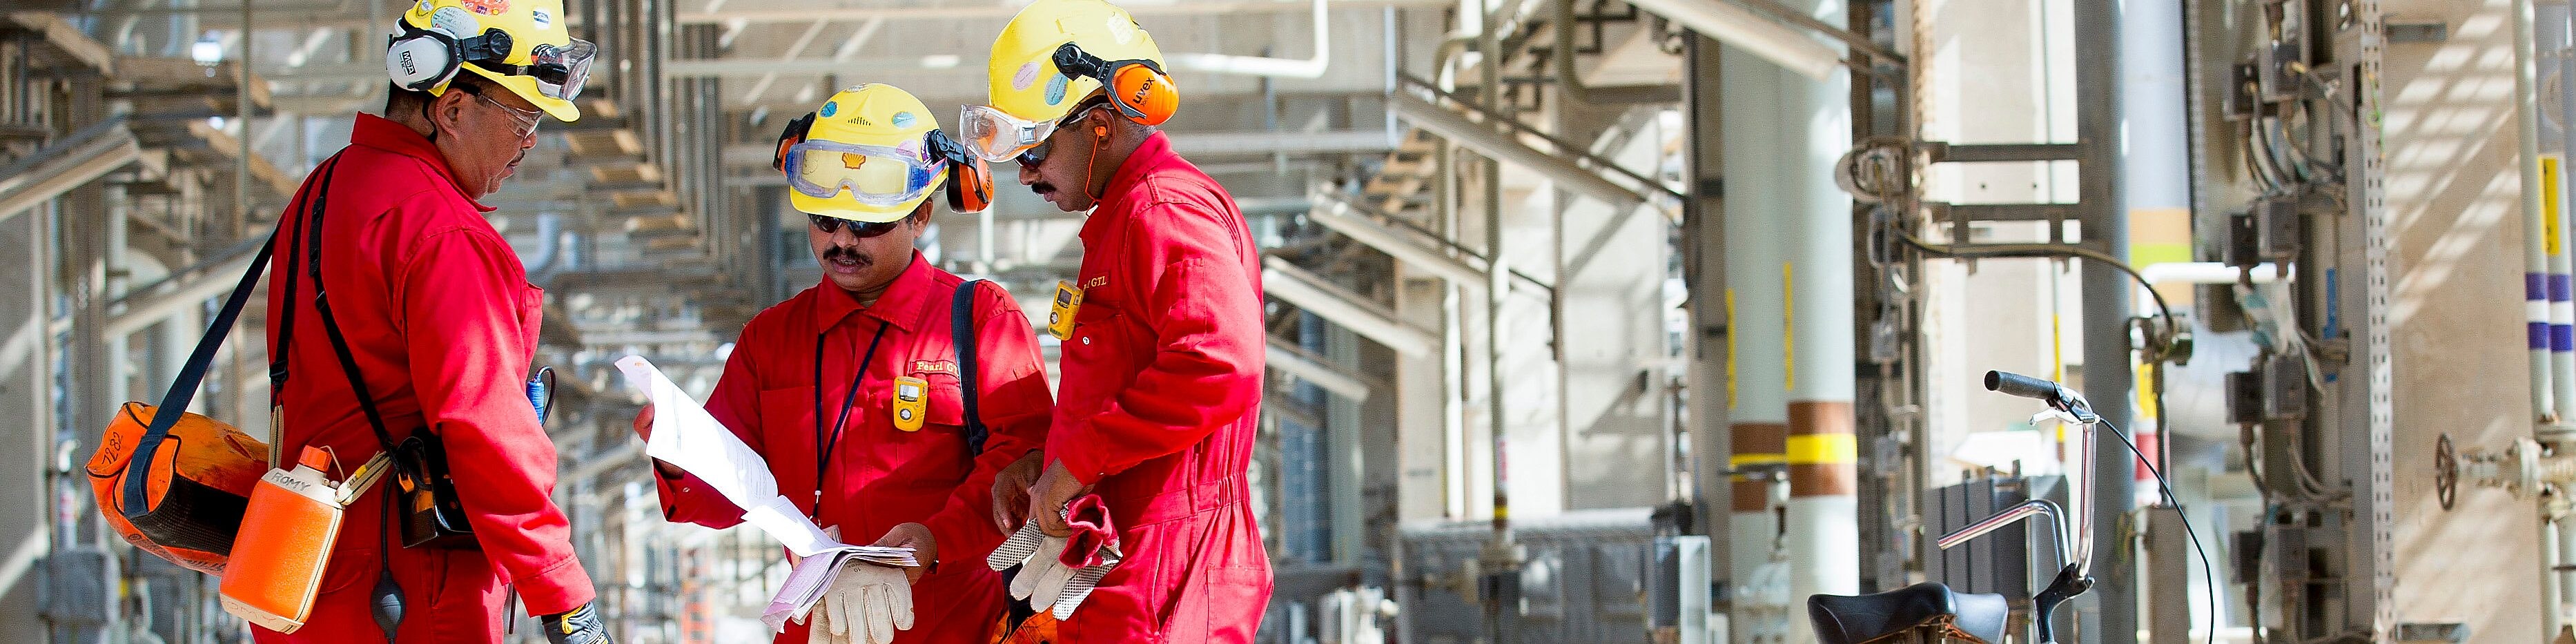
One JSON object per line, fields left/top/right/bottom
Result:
{"left": 959, "top": 0, "right": 1271, "bottom": 641}
{"left": 260, "top": 0, "right": 609, "bottom": 641}
{"left": 634, "top": 83, "right": 1051, "bottom": 644}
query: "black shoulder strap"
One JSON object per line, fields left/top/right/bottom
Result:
{"left": 951, "top": 280, "right": 986, "bottom": 458}
{"left": 292, "top": 160, "right": 407, "bottom": 458}
{"left": 118, "top": 153, "right": 343, "bottom": 517}
{"left": 117, "top": 233, "right": 277, "bottom": 517}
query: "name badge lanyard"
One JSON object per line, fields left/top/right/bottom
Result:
{"left": 812, "top": 320, "right": 892, "bottom": 520}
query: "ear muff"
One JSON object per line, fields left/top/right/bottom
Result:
{"left": 927, "top": 130, "right": 994, "bottom": 214}
{"left": 385, "top": 6, "right": 516, "bottom": 92}
{"left": 1051, "top": 43, "right": 1178, "bottom": 126}
{"left": 772, "top": 112, "right": 818, "bottom": 173}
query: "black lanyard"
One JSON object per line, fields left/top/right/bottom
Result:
{"left": 810, "top": 320, "right": 892, "bottom": 517}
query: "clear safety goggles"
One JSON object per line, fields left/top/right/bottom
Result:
{"left": 780, "top": 139, "right": 948, "bottom": 205}
{"left": 956, "top": 104, "right": 1060, "bottom": 164}
{"left": 479, "top": 39, "right": 596, "bottom": 102}
{"left": 958, "top": 102, "right": 1116, "bottom": 164}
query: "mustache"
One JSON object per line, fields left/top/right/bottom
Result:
{"left": 822, "top": 245, "right": 872, "bottom": 265}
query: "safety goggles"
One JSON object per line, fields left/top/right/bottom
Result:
{"left": 808, "top": 213, "right": 904, "bottom": 237}
{"left": 957, "top": 104, "right": 1063, "bottom": 164}
{"left": 986, "top": 101, "right": 1109, "bottom": 167}
{"left": 464, "top": 87, "right": 540, "bottom": 138}
{"left": 476, "top": 39, "right": 596, "bottom": 102}
{"left": 779, "top": 139, "right": 948, "bottom": 206}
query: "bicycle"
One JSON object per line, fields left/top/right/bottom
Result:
{"left": 1807, "top": 370, "right": 2105, "bottom": 644}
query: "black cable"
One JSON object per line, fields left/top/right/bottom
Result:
{"left": 1895, "top": 231, "right": 2180, "bottom": 344}
{"left": 2101, "top": 418, "right": 2221, "bottom": 644}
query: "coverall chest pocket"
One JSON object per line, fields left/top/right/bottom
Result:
{"left": 516, "top": 283, "right": 545, "bottom": 348}
{"left": 918, "top": 373, "right": 965, "bottom": 429}
{"left": 1059, "top": 302, "right": 1134, "bottom": 419}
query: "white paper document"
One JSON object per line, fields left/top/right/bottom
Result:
{"left": 616, "top": 355, "right": 919, "bottom": 630}
{"left": 614, "top": 355, "right": 918, "bottom": 565}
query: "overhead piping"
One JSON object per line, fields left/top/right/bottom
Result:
{"left": 1169, "top": 0, "right": 1331, "bottom": 77}
{"left": 1389, "top": 90, "right": 1649, "bottom": 210}
{"left": 1621, "top": 0, "right": 1843, "bottom": 81}
{"left": 1262, "top": 257, "right": 1439, "bottom": 358}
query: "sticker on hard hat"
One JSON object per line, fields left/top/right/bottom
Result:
{"left": 531, "top": 9, "right": 550, "bottom": 28}
{"left": 892, "top": 376, "right": 930, "bottom": 432}
{"left": 892, "top": 112, "right": 915, "bottom": 129}
{"left": 1014, "top": 62, "right": 1042, "bottom": 91}
{"left": 460, "top": 0, "right": 509, "bottom": 16}
{"left": 1044, "top": 74, "right": 1069, "bottom": 106}
{"left": 821, "top": 101, "right": 839, "bottom": 117}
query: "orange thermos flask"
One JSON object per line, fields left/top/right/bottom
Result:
{"left": 219, "top": 446, "right": 389, "bottom": 633}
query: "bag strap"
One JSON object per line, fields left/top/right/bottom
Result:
{"left": 116, "top": 234, "right": 278, "bottom": 517}
{"left": 117, "top": 153, "right": 342, "bottom": 517}
{"left": 951, "top": 280, "right": 986, "bottom": 458}
{"left": 289, "top": 159, "right": 407, "bottom": 458}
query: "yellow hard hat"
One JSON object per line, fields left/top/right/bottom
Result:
{"left": 775, "top": 84, "right": 994, "bottom": 222}
{"left": 962, "top": 0, "right": 1171, "bottom": 162}
{"left": 387, "top": 0, "right": 594, "bottom": 121}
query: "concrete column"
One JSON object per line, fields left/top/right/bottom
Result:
{"left": 1719, "top": 0, "right": 1857, "bottom": 638}
{"left": 1681, "top": 32, "right": 1733, "bottom": 596}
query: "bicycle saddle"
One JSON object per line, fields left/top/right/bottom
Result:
{"left": 1807, "top": 583, "right": 2010, "bottom": 644}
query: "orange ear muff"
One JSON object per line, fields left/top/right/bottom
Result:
{"left": 928, "top": 130, "right": 994, "bottom": 214}
{"left": 772, "top": 112, "right": 817, "bottom": 173}
{"left": 946, "top": 161, "right": 993, "bottom": 213}
{"left": 1053, "top": 43, "right": 1178, "bottom": 126}
{"left": 1105, "top": 62, "right": 1177, "bottom": 126}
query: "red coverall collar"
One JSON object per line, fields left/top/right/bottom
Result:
{"left": 1078, "top": 130, "right": 1179, "bottom": 244}
{"left": 348, "top": 113, "right": 496, "bottom": 213}
{"left": 809, "top": 251, "right": 937, "bottom": 333}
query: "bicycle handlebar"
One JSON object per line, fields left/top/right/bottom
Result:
{"left": 1984, "top": 370, "right": 2099, "bottom": 422}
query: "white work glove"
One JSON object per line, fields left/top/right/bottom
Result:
{"left": 990, "top": 524, "right": 1120, "bottom": 619}
{"left": 797, "top": 562, "right": 913, "bottom": 644}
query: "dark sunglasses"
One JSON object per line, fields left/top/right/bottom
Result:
{"left": 808, "top": 213, "right": 903, "bottom": 237}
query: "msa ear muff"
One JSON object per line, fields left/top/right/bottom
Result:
{"left": 1051, "top": 43, "right": 1178, "bottom": 126}
{"left": 927, "top": 130, "right": 995, "bottom": 214}
{"left": 385, "top": 6, "right": 516, "bottom": 92}
{"left": 772, "top": 111, "right": 818, "bottom": 173}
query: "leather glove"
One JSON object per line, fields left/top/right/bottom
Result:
{"left": 798, "top": 563, "right": 913, "bottom": 644}
{"left": 538, "top": 602, "right": 614, "bottom": 644}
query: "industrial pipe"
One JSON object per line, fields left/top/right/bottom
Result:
{"left": 2526, "top": 0, "right": 2563, "bottom": 425}
{"left": 1621, "top": 0, "right": 1842, "bottom": 81}
{"left": 1262, "top": 257, "right": 1440, "bottom": 358}
{"left": 1306, "top": 186, "right": 1490, "bottom": 286}
{"left": 0, "top": 121, "right": 141, "bottom": 226}
{"left": 1169, "top": 0, "right": 1331, "bottom": 77}
{"left": 1389, "top": 92, "right": 1650, "bottom": 211}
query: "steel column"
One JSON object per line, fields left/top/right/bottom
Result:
{"left": 2074, "top": 0, "right": 2134, "bottom": 641}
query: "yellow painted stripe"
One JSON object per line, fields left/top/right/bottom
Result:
{"left": 1782, "top": 262, "right": 1796, "bottom": 393}
{"left": 2547, "top": 155, "right": 2566, "bottom": 255}
{"left": 1786, "top": 433, "right": 1857, "bottom": 465}
{"left": 1730, "top": 453, "right": 1788, "bottom": 469}
{"left": 1724, "top": 289, "right": 1738, "bottom": 411}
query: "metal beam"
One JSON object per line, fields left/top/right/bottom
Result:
{"left": 1389, "top": 91, "right": 1648, "bottom": 211}
{"left": 1306, "top": 187, "right": 1487, "bottom": 286}
{"left": 1260, "top": 257, "right": 1436, "bottom": 358}
{"left": 0, "top": 121, "right": 140, "bottom": 226}
{"left": 106, "top": 249, "right": 261, "bottom": 338}
{"left": 1267, "top": 338, "right": 1372, "bottom": 401}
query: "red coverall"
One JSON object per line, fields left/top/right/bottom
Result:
{"left": 259, "top": 113, "right": 595, "bottom": 643}
{"left": 1048, "top": 132, "right": 1274, "bottom": 643}
{"left": 656, "top": 253, "right": 1051, "bottom": 644}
